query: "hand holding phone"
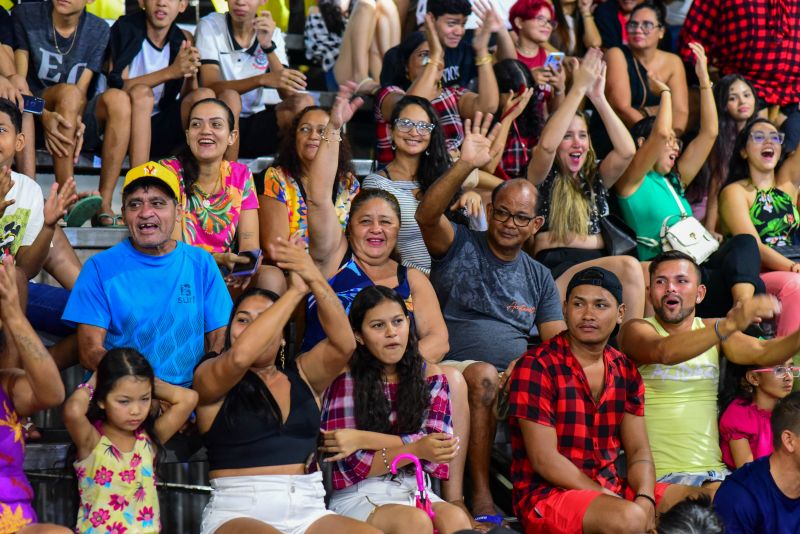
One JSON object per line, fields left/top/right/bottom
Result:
{"left": 22, "top": 95, "right": 45, "bottom": 115}
{"left": 230, "top": 249, "right": 263, "bottom": 277}
{"left": 544, "top": 52, "right": 566, "bottom": 71}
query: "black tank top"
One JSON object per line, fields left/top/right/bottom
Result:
{"left": 202, "top": 359, "right": 320, "bottom": 470}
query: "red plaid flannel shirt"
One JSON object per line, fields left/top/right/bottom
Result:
{"left": 320, "top": 371, "right": 452, "bottom": 490}
{"left": 497, "top": 125, "right": 536, "bottom": 180}
{"left": 375, "top": 85, "right": 468, "bottom": 165}
{"left": 508, "top": 332, "right": 645, "bottom": 516}
{"left": 680, "top": 0, "right": 800, "bottom": 105}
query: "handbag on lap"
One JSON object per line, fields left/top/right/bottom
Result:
{"left": 659, "top": 177, "right": 719, "bottom": 264}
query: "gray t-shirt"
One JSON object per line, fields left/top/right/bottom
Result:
{"left": 430, "top": 223, "right": 563, "bottom": 368}
{"left": 12, "top": 2, "right": 109, "bottom": 96}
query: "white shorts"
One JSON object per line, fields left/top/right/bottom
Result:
{"left": 200, "top": 471, "right": 335, "bottom": 534}
{"left": 328, "top": 470, "right": 443, "bottom": 522}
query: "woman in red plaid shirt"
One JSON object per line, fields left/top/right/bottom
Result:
{"left": 320, "top": 286, "right": 472, "bottom": 534}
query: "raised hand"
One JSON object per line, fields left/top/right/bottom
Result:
{"left": 269, "top": 234, "right": 323, "bottom": 294}
{"left": 723, "top": 295, "right": 781, "bottom": 334}
{"left": 578, "top": 0, "right": 593, "bottom": 16}
{"left": 501, "top": 88, "right": 534, "bottom": 122}
{"left": 0, "top": 166, "right": 15, "bottom": 217}
{"left": 459, "top": 111, "right": 502, "bottom": 168}
{"left": 0, "top": 255, "right": 22, "bottom": 320}
{"left": 424, "top": 13, "right": 444, "bottom": 65}
{"left": 688, "top": 42, "right": 710, "bottom": 86}
{"left": 329, "top": 81, "right": 364, "bottom": 130}
{"left": 585, "top": 60, "right": 607, "bottom": 102}
{"left": 648, "top": 74, "right": 670, "bottom": 96}
{"left": 450, "top": 190, "right": 483, "bottom": 218}
{"left": 253, "top": 9, "right": 277, "bottom": 49}
{"left": 572, "top": 47, "right": 603, "bottom": 92}
{"left": 472, "top": 0, "right": 501, "bottom": 54}
{"left": 43, "top": 177, "right": 78, "bottom": 227}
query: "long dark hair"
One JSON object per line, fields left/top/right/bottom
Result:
{"left": 318, "top": 0, "right": 350, "bottom": 35}
{"left": 348, "top": 286, "right": 429, "bottom": 434}
{"left": 727, "top": 117, "right": 786, "bottom": 185}
{"left": 389, "top": 96, "right": 450, "bottom": 194}
{"left": 687, "top": 74, "right": 758, "bottom": 204}
{"left": 273, "top": 106, "right": 355, "bottom": 204}
{"left": 88, "top": 348, "right": 163, "bottom": 461}
{"left": 548, "top": 0, "right": 583, "bottom": 55}
{"left": 719, "top": 362, "right": 757, "bottom": 416}
{"left": 217, "top": 288, "right": 286, "bottom": 429}
{"left": 176, "top": 98, "right": 236, "bottom": 196}
{"left": 493, "top": 59, "right": 544, "bottom": 140}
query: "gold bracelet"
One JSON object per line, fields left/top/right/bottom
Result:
{"left": 475, "top": 54, "right": 493, "bottom": 66}
{"left": 321, "top": 127, "right": 342, "bottom": 143}
{"left": 428, "top": 58, "right": 444, "bottom": 68}
{"left": 581, "top": 12, "right": 593, "bottom": 17}
{"left": 699, "top": 83, "right": 713, "bottom": 90}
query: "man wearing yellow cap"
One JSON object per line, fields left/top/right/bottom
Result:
{"left": 62, "top": 162, "right": 232, "bottom": 386}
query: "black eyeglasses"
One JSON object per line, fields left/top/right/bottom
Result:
{"left": 625, "top": 21, "right": 662, "bottom": 34}
{"left": 491, "top": 206, "right": 536, "bottom": 227}
{"left": 752, "top": 366, "right": 800, "bottom": 378}
{"left": 394, "top": 118, "right": 435, "bottom": 136}
{"left": 749, "top": 131, "right": 785, "bottom": 145}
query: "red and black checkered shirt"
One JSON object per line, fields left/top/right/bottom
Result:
{"left": 507, "top": 332, "right": 645, "bottom": 517}
{"left": 679, "top": 0, "right": 800, "bottom": 106}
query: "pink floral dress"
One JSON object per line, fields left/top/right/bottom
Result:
{"left": 74, "top": 427, "right": 160, "bottom": 533}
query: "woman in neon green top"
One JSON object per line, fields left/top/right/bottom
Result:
{"left": 613, "top": 43, "right": 765, "bottom": 318}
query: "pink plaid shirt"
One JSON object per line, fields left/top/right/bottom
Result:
{"left": 320, "top": 371, "right": 453, "bottom": 490}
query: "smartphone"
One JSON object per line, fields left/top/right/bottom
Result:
{"left": 544, "top": 52, "right": 565, "bottom": 71}
{"left": 22, "top": 95, "right": 45, "bottom": 115}
{"left": 231, "top": 249, "right": 262, "bottom": 277}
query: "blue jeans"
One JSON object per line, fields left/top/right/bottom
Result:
{"left": 26, "top": 282, "right": 73, "bottom": 337}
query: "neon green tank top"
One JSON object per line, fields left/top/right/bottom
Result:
{"left": 640, "top": 317, "right": 725, "bottom": 477}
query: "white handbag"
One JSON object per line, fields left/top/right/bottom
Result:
{"left": 659, "top": 177, "right": 719, "bottom": 264}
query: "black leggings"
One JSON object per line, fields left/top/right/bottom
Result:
{"left": 697, "top": 234, "right": 765, "bottom": 318}
{"left": 535, "top": 247, "right": 605, "bottom": 280}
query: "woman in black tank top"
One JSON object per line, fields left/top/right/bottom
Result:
{"left": 193, "top": 235, "right": 380, "bottom": 534}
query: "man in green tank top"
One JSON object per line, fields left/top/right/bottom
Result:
{"left": 619, "top": 250, "right": 800, "bottom": 487}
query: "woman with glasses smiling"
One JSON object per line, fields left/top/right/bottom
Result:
{"left": 719, "top": 118, "right": 800, "bottom": 338}
{"left": 595, "top": 2, "right": 687, "bottom": 158}
{"left": 720, "top": 360, "right": 798, "bottom": 469}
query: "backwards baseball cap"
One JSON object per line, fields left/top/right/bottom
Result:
{"left": 122, "top": 161, "right": 180, "bottom": 200}
{"left": 566, "top": 267, "right": 624, "bottom": 305}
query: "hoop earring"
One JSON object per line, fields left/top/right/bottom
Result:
{"left": 391, "top": 142, "right": 396, "bottom": 151}
{"left": 425, "top": 149, "right": 430, "bottom": 156}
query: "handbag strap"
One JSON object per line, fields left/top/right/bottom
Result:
{"left": 662, "top": 176, "right": 687, "bottom": 217}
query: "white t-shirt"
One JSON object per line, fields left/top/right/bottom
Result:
{"left": 195, "top": 12, "right": 288, "bottom": 116}
{"left": 128, "top": 39, "right": 171, "bottom": 115}
{"left": 0, "top": 172, "right": 44, "bottom": 256}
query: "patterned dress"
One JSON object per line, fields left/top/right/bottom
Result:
{"left": 160, "top": 158, "right": 260, "bottom": 254}
{"left": 74, "top": 427, "right": 160, "bottom": 533}
{"left": 0, "top": 386, "right": 36, "bottom": 532}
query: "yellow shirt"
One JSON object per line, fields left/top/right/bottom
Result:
{"left": 640, "top": 317, "right": 726, "bottom": 477}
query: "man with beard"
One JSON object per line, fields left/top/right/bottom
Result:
{"left": 619, "top": 250, "right": 800, "bottom": 487}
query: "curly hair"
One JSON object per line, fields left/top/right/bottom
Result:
{"left": 273, "top": 106, "right": 355, "bottom": 204}
{"left": 348, "top": 286, "right": 430, "bottom": 434}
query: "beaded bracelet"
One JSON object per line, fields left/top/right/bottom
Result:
{"left": 380, "top": 448, "right": 391, "bottom": 472}
{"left": 321, "top": 128, "right": 342, "bottom": 143}
{"left": 76, "top": 382, "right": 95, "bottom": 401}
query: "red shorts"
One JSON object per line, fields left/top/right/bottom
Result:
{"left": 520, "top": 483, "right": 670, "bottom": 534}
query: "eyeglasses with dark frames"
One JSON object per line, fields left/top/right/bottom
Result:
{"left": 491, "top": 206, "right": 537, "bottom": 227}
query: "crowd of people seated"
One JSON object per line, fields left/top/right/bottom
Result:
{"left": 2, "top": 0, "right": 800, "bottom": 532}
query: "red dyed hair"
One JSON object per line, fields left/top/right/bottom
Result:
{"left": 509, "top": 0, "right": 556, "bottom": 32}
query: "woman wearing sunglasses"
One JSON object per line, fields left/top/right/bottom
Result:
{"left": 720, "top": 361, "right": 798, "bottom": 469}
{"left": 594, "top": 2, "right": 687, "bottom": 158}
{"left": 719, "top": 118, "right": 800, "bottom": 337}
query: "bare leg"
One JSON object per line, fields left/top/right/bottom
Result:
{"left": 461, "top": 361, "right": 500, "bottom": 522}
{"left": 40, "top": 84, "right": 85, "bottom": 186}
{"left": 363, "top": 504, "right": 434, "bottom": 534}
{"left": 555, "top": 255, "right": 646, "bottom": 321}
{"left": 392, "top": 0, "right": 410, "bottom": 34}
{"left": 582, "top": 494, "right": 650, "bottom": 534}
{"left": 216, "top": 89, "right": 242, "bottom": 161}
{"left": 128, "top": 84, "right": 155, "bottom": 166}
{"left": 19, "top": 524, "right": 73, "bottom": 533}
{"left": 431, "top": 501, "right": 472, "bottom": 534}
{"left": 373, "top": 0, "right": 401, "bottom": 79}
{"left": 215, "top": 518, "right": 282, "bottom": 534}
{"left": 440, "top": 366, "right": 469, "bottom": 504}
{"left": 275, "top": 93, "right": 315, "bottom": 132}
{"left": 180, "top": 87, "right": 217, "bottom": 126}
{"left": 42, "top": 227, "right": 82, "bottom": 290}
{"left": 334, "top": 0, "right": 377, "bottom": 85}
{"left": 11, "top": 75, "right": 35, "bottom": 178}
{"left": 94, "top": 88, "right": 132, "bottom": 222}
{"left": 306, "top": 514, "right": 383, "bottom": 534}
{"left": 48, "top": 334, "right": 79, "bottom": 370}
{"left": 732, "top": 281, "right": 756, "bottom": 304}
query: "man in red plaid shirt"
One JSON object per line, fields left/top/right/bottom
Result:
{"left": 680, "top": 0, "right": 800, "bottom": 151}
{"left": 508, "top": 267, "right": 702, "bottom": 533}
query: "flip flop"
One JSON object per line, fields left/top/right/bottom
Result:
{"left": 92, "top": 212, "right": 124, "bottom": 228}
{"left": 473, "top": 514, "right": 505, "bottom": 526}
{"left": 64, "top": 195, "right": 102, "bottom": 227}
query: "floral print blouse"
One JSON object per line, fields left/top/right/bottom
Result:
{"left": 161, "top": 158, "right": 260, "bottom": 254}
{"left": 749, "top": 186, "right": 800, "bottom": 248}
{"left": 74, "top": 428, "right": 160, "bottom": 533}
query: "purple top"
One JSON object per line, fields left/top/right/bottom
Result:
{"left": 719, "top": 397, "right": 774, "bottom": 469}
{"left": 0, "top": 385, "right": 37, "bottom": 529}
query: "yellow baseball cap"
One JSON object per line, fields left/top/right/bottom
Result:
{"left": 122, "top": 162, "right": 181, "bottom": 200}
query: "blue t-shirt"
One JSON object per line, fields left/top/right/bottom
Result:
{"left": 62, "top": 239, "right": 232, "bottom": 386}
{"left": 430, "top": 223, "right": 563, "bottom": 368}
{"left": 714, "top": 456, "right": 800, "bottom": 534}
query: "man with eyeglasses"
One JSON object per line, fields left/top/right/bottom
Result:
{"left": 416, "top": 112, "right": 566, "bottom": 525}
{"left": 619, "top": 250, "right": 800, "bottom": 488}
{"left": 714, "top": 392, "right": 800, "bottom": 534}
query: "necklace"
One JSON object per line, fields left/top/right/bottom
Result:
{"left": 516, "top": 43, "right": 539, "bottom": 56}
{"left": 52, "top": 18, "right": 80, "bottom": 57}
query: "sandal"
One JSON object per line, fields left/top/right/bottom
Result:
{"left": 64, "top": 195, "right": 102, "bottom": 227}
{"left": 91, "top": 212, "right": 125, "bottom": 228}
{"left": 21, "top": 417, "right": 42, "bottom": 442}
